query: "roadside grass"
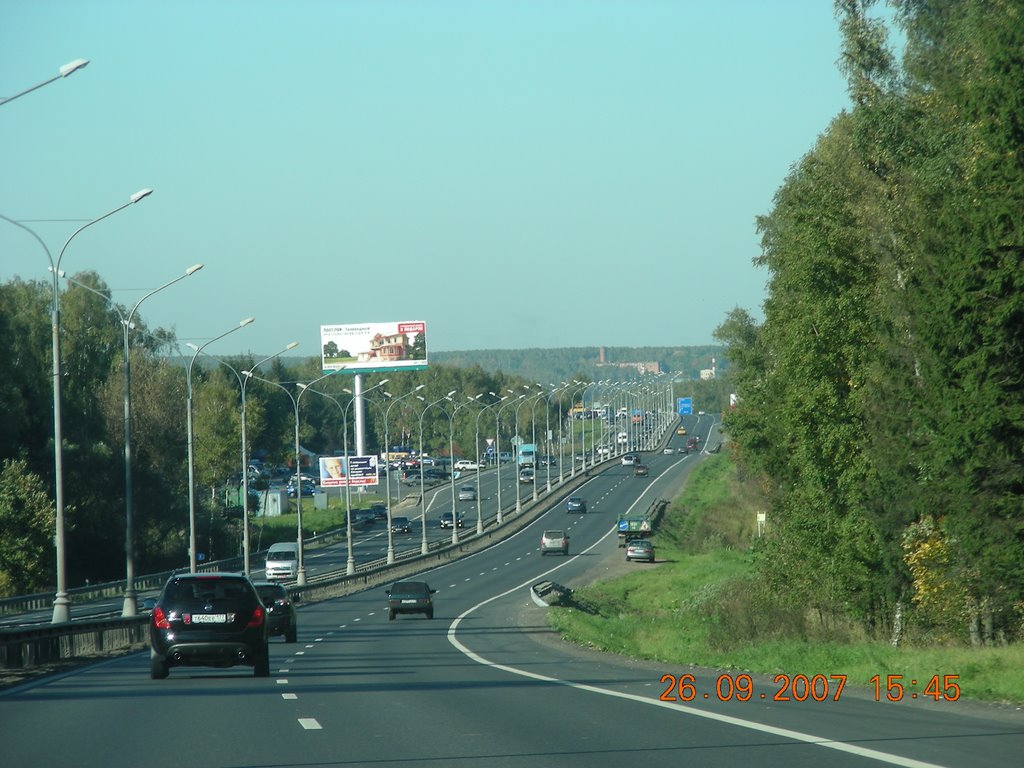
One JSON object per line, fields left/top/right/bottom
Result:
{"left": 547, "top": 452, "right": 1024, "bottom": 705}
{"left": 249, "top": 495, "right": 388, "bottom": 547}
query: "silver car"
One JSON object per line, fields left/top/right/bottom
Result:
{"left": 540, "top": 530, "right": 569, "bottom": 556}
{"left": 458, "top": 484, "right": 476, "bottom": 501}
{"left": 625, "top": 538, "right": 655, "bottom": 563}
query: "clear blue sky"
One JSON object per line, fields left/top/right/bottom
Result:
{"left": 2, "top": 0, "right": 850, "bottom": 356}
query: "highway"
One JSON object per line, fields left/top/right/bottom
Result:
{"left": 4, "top": 415, "right": 1020, "bottom": 767}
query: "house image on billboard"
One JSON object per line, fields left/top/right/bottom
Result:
{"left": 358, "top": 332, "right": 410, "bottom": 364}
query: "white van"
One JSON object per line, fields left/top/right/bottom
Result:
{"left": 265, "top": 542, "right": 299, "bottom": 581}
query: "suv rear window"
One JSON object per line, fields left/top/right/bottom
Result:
{"left": 163, "top": 576, "right": 254, "bottom": 604}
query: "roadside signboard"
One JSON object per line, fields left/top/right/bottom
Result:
{"left": 320, "top": 320, "right": 428, "bottom": 373}
{"left": 319, "top": 455, "right": 379, "bottom": 487}
{"left": 677, "top": 397, "right": 693, "bottom": 415}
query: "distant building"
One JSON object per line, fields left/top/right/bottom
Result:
{"left": 597, "top": 353, "right": 662, "bottom": 374}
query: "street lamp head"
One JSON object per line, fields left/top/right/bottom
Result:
{"left": 446, "top": 390, "right": 457, "bottom": 397}
{"left": 185, "top": 342, "right": 199, "bottom": 351}
{"left": 414, "top": 384, "right": 426, "bottom": 392}
{"left": 59, "top": 58, "right": 89, "bottom": 77}
{"left": 130, "top": 189, "right": 154, "bottom": 204}
{"left": 285, "top": 341, "right": 300, "bottom": 351}
{"left": 239, "top": 317, "right": 255, "bottom": 327}
{"left": 379, "top": 378, "right": 391, "bottom": 385}
{"left": 185, "top": 263, "right": 204, "bottom": 276}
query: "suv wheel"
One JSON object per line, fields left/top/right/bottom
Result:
{"left": 426, "top": 609, "right": 434, "bottom": 620}
{"left": 150, "top": 654, "right": 168, "bottom": 680}
{"left": 388, "top": 609, "right": 396, "bottom": 621}
{"left": 254, "top": 649, "right": 270, "bottom": 678}
{"left": 285, "top": 628, "right": 297, "bottom": 644}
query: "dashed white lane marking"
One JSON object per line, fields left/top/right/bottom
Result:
{"left": 282, "top": 693, "right": 297, "bottom": 700}
{"left": 464, "top": 577, "right": 471, "bottom": 582}
{"left": 305, "top": 644, "right": 314, "bottom": 648}
{"left": 298, "top": 718, "right": 322, "bottom": 730}
{"left": 353, "top": 617, "right": 361, "bottom": 622}
{"left": 278, "top": 669, "right": 289, "bottom": 673}
{"left": 294, "top": 651, "right": 304, "bottom": 655}
{"left": 276, "top": 679, "right": 288, "bottom": 684}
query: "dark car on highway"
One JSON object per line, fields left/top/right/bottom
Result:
{"left": 634, "top": 464, "right": 649, "bottom": 477}
{"left": 439, "top": 511, "right": 464, "bottom": 529}
{"left": 286, "top": 479, "right": 316, "bottom": 497}
{"left": 566, "top": 496, "right": 587, "bottom": 513}
{"left": 149, "top": 572, "right": 270, "bottom": 679}
{"left": 391, "top": 516, "right": 412, "bottom": 533}
{"left": 253, "top": 580, "right": 298, "bottom": 644}
{"left": 385, "top": 580, "right": 435, "bottom": 620}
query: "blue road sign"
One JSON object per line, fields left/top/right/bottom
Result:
{"left": 677, "top": 397, "right": 693, "bottom": 415}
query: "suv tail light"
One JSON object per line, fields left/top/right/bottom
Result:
{"left": 246, "top": 605, "right": 265, "bottom": 628}
{"left": 152, "top": 605, "right": 170, "bottom": 630}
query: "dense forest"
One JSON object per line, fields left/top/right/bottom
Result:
{"left": 716, "top": 0, "right": 1023, "bottom": 646}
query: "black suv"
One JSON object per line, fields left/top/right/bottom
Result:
{"left": 149, "top": 572, "right": 270, "bottom": 679}
{"left": 253, "top": 580, "right": 298, "bottom": 643}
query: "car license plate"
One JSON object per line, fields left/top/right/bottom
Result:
{"left": 401, "top": 599, "right": 418, "bottom": 604}
{"left": 190, "top": 613, "right": 228, "bottom": 624}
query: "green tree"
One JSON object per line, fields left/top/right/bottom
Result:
{"left": 0, "top": 459, "right": 56, "bottom": 596}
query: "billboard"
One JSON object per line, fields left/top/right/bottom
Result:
{"left": 320, "top": 320, "right": 428, "bottom": 373}
{"left": 318, "top": 455, "right": 379, "bottom": 488}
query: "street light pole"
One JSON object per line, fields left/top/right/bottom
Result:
{"left": 553, "top": 382, "right": 572, "bottom": 486}
{"left": 417, "top": 391, "right": 456, "bottom": 555}
{"left": 544, "top": 384, "right": 567, "bottom": 493}
{"left": 496, "top": 394, "right": 525, "bottom": 522}
{"left": 0, "top": 58, "right": 89, "bottom": 107}
{"left": 526, "top": 386, "right": 546, "bottom": 502}
{"left": 447, "top": 394, "right": 483, "bottom": 544}
{"left": 186, "top": 317, "right": 255, "bottom": 573}
{"left": 299, "top": 379, "right": 387, "bottom": 575}
{"left": 62, "top": 265, "right": 204, "bottom": 615}
{"left": 568, "top": 381, "right": 588, "bottom": 479}
{"left": 474, "top": 394, "right": 505, "bottom": 535}
{"left": 383, "top": 385, "right": 425, "bottom": 564}
{"left": 187, "top": 342, "right": 302, "bottom": 576}
{"left": 2, "top": 187, "right": 153, "bottom": 623}
{"left": 513, "top": 388, "right": 543, "bottom": 511}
